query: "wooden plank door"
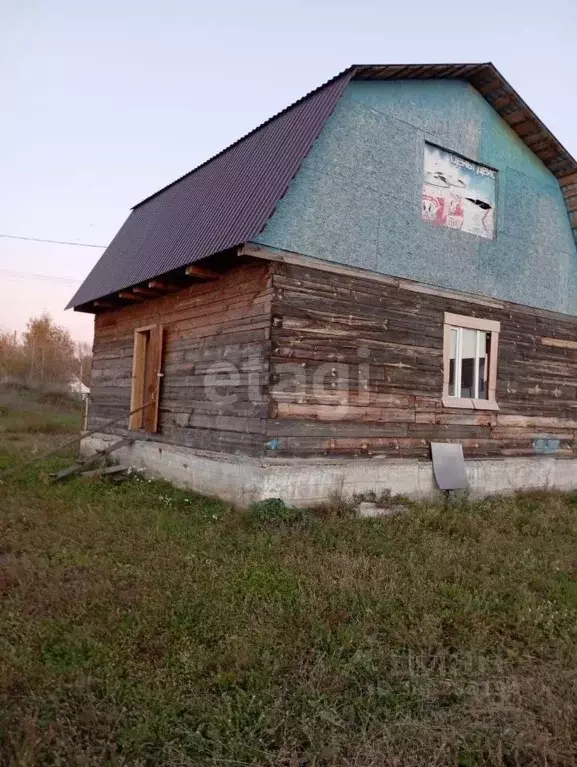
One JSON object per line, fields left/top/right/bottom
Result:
{"left": 129, "top": 325, "right": 164, "bottom": 432}
{"left": 143, "top": 325, "right": 164, "bottom": 433}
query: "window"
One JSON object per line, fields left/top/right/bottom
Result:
{"left": 442, "top": 313, "right": 500, "bottom": 410}
{"left": 129, "top": 325, "right": 164, "bottom": 432}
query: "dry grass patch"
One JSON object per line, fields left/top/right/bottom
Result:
{"left": 0, "top": 384, "right": 81, "bottom": 435}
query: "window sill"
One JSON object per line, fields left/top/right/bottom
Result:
{"left": 442, "top": 396, "right": 499, "bottom": 411}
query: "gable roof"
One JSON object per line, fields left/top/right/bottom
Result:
{"left": 66, "top": 71, "right": 351, "bottom": 310}
{"left": 68, "top": 63, "right": 577, "bottom": 311}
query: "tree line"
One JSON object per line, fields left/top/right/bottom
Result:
{"left": 0, "top": 313, "right": 91, "bottom": 390}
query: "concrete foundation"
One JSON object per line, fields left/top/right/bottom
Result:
{"left": 81, "top": 434, "right": 577, "bottom": 506}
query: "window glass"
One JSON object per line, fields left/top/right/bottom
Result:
{"left": 477, "top": 332, "right": 488, "bottom": 399}
{"left": 449, "top": 328, "right": 458, "bottom": 396}
{"left": 460, "top": 328, "right": 477, "bottom": 397}
{"left": 448, "top": 327, "right": 490, "bottom": 401}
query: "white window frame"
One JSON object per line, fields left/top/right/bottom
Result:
{"left": 442, "top": 312, "right": 500, "bottom": 410}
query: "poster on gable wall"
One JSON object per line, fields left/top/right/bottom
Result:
{"left": 421, "top": 145, "right": 496, "bottom": 239}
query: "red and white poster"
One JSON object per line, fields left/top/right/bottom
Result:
{"left": 421, "top": 145, "right": 496, "bottom": 239}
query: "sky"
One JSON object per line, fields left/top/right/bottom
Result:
{"left": 1, "top": 0, "right": 576, "bottom": 345}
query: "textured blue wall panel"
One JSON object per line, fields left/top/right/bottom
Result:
{"left": 254, "top": 80, "right": 577, "bottom": 314}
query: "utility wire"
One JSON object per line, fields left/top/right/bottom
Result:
{"left": 0, "top": 268, "right": 81, "bottom": 285}
{"left": 0, "top": 233, "right": 106, "bottom": 249}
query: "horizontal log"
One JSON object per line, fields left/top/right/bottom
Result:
{"left": 160, "top": 426, "right": 264, "bottom": 456}
{"left": 416, "top": 412, "right": 497, "bottom": 426}
{"left": 160, "top": 372, "right": 266, "bottom": 389}
{"left": 407, "top": 424, "right": 491, "bottom": 439}
{"left": 541, "top": 337, "right": 577, "bottom": 351}
{"left": 161, "top": 401, "right": 268, "bottom": 420}
{"left": 271, "top": 344, "right": 442, "bottom": 367}
{"left": 266, "top": 435, "right": 427, "bottom": 457}
{"left": 168, "top": 413, "right": 266, "bottom": 434}
{"left": 497, "top": 414, "right": 577, "bottom": 429}
{"left": 273, "top": 403, "right": 413, "bottom": 423}
{"left": 490, "top": 426, "right": 575, "bottom": 440}
{"left": 271, "top": 391, "right": 413, "bottom": 409}
{"left": 267, "top": 420, "right": 409, "bottom": 438}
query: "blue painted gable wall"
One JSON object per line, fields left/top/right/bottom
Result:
{"left": 253, "top": 80, "right": 577, "bottom": 315}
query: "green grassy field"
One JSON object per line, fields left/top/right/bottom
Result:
{"left": 1, "top": 393, "right": 577, "bottom": 766}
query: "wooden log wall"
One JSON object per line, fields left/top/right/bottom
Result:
{"left": 89, "top": 258, "right": 273, "bottom": 456}
{"left": 90, "top": 252, "right": 577, "bottom": 462}
{"left": 267, "top": 260, "right": 577, "bottom": 459}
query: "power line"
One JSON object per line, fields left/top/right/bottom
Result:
{"left": 0, "top": 268, "right": 81, "bottom": 285}
{"left": 0, "top": 233, "right": 106, "bottom": 249}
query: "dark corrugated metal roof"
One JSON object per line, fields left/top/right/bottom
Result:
{"left": 68, "top": 62, "right": 577, "bottom": 310}
{"left": 66, "top": 69, "right": 354, "bottom": 309}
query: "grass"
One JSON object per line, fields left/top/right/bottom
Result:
{"left": 0, "top": 384, "right": 82, "bottom": 436}
{"left": 1, "top": 395, "right": 577, "bottom": 765}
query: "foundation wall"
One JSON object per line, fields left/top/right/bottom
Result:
{"left": 82, "top": 434, "right": 577, "bottom": 507}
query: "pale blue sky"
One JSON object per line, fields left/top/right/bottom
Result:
{"left": 1, "top": 0, "right": 576, "bottom": 342}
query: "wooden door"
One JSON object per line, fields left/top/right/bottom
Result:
{"left": 129, "top": 325, "right": 164, "bottom": 432}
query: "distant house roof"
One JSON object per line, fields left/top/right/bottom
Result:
{"left": 68, "top": 63, "right": 577, "bottom": 311}
{"left": 69, "top": 376, "right": 90, "bottom": 395}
